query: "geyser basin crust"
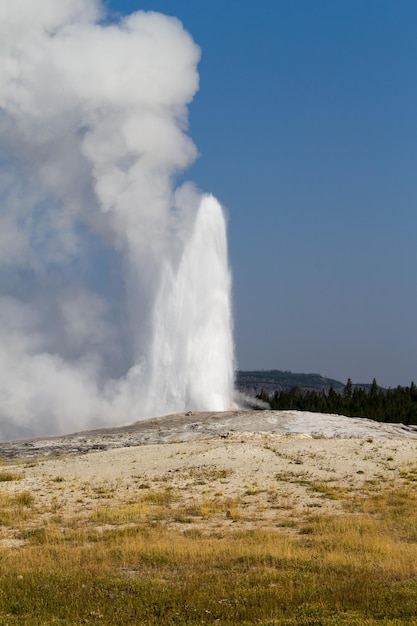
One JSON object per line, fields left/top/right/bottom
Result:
{"left": 0, "top": 410, "right": 416, "bottom": 544}
{"left": 1, "top": 410, "right": 416, "bottom": 459}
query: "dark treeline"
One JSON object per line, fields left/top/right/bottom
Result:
{"left": 256, "top": 378, "right": 417, "bottom": 425}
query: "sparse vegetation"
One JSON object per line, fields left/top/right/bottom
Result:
{"left": 0, "top": 491, "right": 35, "bottom": 526}
{"left": 0, "top": 471, "right": 415, "bottom": 624}
{"left": 0, "top": 470, "right": 23, "bottom": 482}
{"left": 0, "top": 432, "right": 415, "bottom": 625}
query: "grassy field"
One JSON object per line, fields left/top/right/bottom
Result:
{"left": 0, "top": 454, "right": 416, "bottom": 625}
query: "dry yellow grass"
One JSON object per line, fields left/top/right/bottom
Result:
{"left": 0, "top": 433, "right": 416, "bottom": 624}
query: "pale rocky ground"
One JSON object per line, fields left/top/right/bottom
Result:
{"left": 0, "top": 410, "right": 416, "bottom": 546}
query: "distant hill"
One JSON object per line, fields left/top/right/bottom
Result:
{"left": 236, "top": 370, "right": 345, "bottom": 396}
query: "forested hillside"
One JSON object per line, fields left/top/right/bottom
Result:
{"left": 255, "top": 377, "right": 417, "bottom": 426}
{"left": 236, "top": 370, "right": 345, "bottom": 396}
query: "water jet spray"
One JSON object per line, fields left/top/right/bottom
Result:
{"left": 0, "top": 0, "right": 234, "bottom": 440}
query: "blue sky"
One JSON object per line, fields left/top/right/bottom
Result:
{"left": 107, "top": 1, "right": 417, "bottom": 387}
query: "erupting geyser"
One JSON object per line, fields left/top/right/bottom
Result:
{"left": 147, "top": 194, "right": 234, "bottom": 416}
{"left": 0, "top": 0, "right": 234, "bottom": 440}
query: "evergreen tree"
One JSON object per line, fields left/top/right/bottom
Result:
{"left": 256, "top": 376, "right": 417, "bottom": 426}
{"left": 344, "top": 378, "right": 353, "bottom": 399}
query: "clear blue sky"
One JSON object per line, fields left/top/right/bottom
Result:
{"left": 107, "top": 0, "right": 417, "bottom": 388}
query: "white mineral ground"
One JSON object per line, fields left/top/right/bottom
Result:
{"left": 0, "top": 410, "right": 416, "bottom": 547}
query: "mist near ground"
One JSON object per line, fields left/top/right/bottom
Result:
{"left": 0, "top": 0, "right": 234, "bottom": 441}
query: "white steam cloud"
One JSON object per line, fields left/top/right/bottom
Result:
{"left": 0, "top": 0, "right": 234, "bottom": 441}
